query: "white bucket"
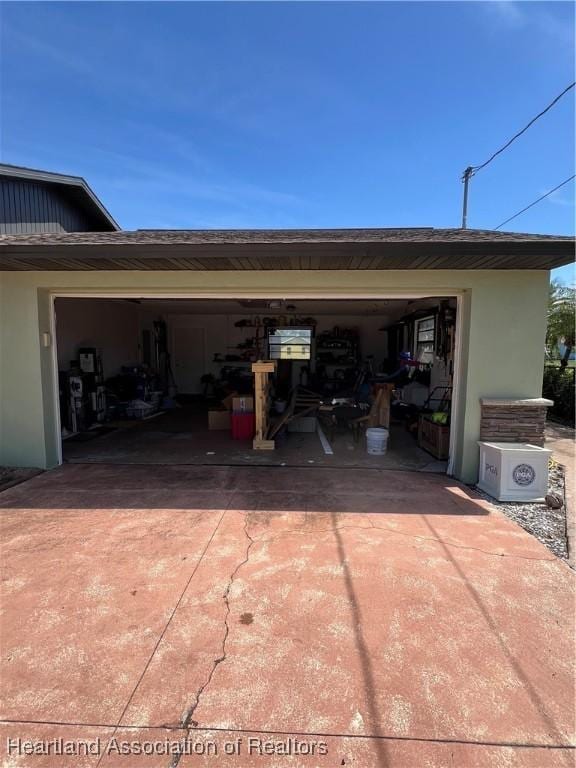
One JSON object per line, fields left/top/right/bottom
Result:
{"left": 366, "top": 427, "right": 389, "bottom": 456}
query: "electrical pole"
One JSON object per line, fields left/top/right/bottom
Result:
{"left": 461, "top": 166, "right": 473, "bottom": 229}
{"left": 459, "top": 82, "right": 575, "bottom": 230}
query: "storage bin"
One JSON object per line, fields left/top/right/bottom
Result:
{"left": 126, "top": 400, "right": 154, "bottom": 419}
{"left": 232, "top": 396, "right": 254, "bottom": 413}
{"left": 418, "top": 415, "right": 450, "bottom": 459}
{"left": 288, "top": 416, "right": 317, "bottom": 433}
{"left": 231, "top": 412, "right": 255, "bottom": 440}
{"left": 477, "top": 442, "right": 552, "bottom": 502}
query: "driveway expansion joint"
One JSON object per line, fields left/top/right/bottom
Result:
{"left": 92, "top": 506, "right": 229, "bottom": 768}
{"left": 2, "top": 718, "right": 574, "bottom": 751}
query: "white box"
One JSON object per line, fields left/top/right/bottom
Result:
{"left": 477, "top": 442, "right": 552, "bottom": 502}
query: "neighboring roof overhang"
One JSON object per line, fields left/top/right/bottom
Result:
{"left": 0, "top": 163, "right": 120, "bottom": 232}
{"left": 0, "top": 227, "right": 573, "bottom": 271}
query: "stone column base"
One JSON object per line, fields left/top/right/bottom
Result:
{"left": 480, "top": 398, "right": 554, "bottom": 447}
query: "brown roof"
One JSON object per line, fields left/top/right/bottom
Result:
{"left": 0, "top": 226, "right": 572, "bottom": 246}
{"left": 0, "top": 227, "right": 573, "bottom": 271}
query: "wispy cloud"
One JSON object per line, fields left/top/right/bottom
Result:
{"left": 94, "top": 144, "right": 305, "bottom": 209}
{"left": 1, "top": 7, "right": 311, "bottom": 224}
{"left": 486, "top": 1, "right": 526, "bottom": 27}
{"left": 538, "top": 9, "right": 575, "bottom": 47}
{"left": 547, "top": 192, "right": 575, "bottom": 208}
{"left": 483, "top": 1, "right": 574, "bottom": 46}
{"left": 2, "top": 130, "right": 310, "bottom": 228}
{"left": 4, "top": 25, "right": 94, "bottom": 75}
{"left": 2, "top": 13, "right": 222, "bottom": 117}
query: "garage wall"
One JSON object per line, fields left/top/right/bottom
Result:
{"left": 53, "top": 298, "right": 444, "bottom": 387}
{"left": 55, "top": 299, "right": 141, "bottom": 378}
{"left": 0, "top": 269, "right": 550, "bottom": 481}
{"left": 161, "top": 312, "right": 389, "bottom": 386}
{"left": 52, "top": 301, "right": 392, "bottom": 395}
{"left": 315, "top": 315, "right": 388, "bottom": 366}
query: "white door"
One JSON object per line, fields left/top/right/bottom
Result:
{"left": 172, "top": 326, "right": 205, "bottom": 394}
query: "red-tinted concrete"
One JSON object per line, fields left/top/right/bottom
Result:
{"left": 1, "top": 464, "right": 574, "bottom": 767}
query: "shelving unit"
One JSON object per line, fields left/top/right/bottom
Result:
{"left": 314, "top": 328, "right": 360, "bottom": 393}
{"left": 214, "top": 324, "right": 267, "bottom": 364}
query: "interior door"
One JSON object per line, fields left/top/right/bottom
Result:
{"left": 172, "top": 326, "right": 205, "bottom": 394}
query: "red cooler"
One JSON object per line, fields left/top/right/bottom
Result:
{"left": 231, "top": 412, "right": 255, "bottom": 440}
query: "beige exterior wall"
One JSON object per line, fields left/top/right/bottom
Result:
{"left": 0, "top": 268, "right": 549, "bottom": 482}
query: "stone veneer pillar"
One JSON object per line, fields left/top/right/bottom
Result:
{"left": 479, "top": 398, "right": 554, "bottom": 447}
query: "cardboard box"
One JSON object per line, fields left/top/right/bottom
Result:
{"left": 208, "top": 410, "right": 231, "bottom": 430}
{"left": 221, "top": 393, "right": 237, "bottom": 411}
{"left": 232, "top": 396, "right": 254, "bottom": 413}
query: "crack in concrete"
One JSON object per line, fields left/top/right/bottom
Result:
{"left": 162, "top": 510, "right": 555, "bottom": 767}
{"left": 245, "top": 519, "right": 557, "bottom": 563}
{"left": 93, "top": 506, "right": 230, "bottom": 768}
{"left": 170, "top": 514, "right": 255, "bottom": 768}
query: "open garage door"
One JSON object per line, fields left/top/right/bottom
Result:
{"left": 53, "top": 295, "right": 460, "bottom": 473}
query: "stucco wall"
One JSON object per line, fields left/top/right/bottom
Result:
{"left": 0, "top": 269, "right": 549, "bottom": 482}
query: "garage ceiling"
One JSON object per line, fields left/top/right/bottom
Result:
{"left": 57, "top": 296, "right": 442, "bottom": 318}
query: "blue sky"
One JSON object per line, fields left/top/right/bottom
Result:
{"left": 1, "top": 1, "right": 574, "bottom": 283}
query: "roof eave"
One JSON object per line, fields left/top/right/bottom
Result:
{"left": 0, "top": 238, "right": 573, "bottom": 271}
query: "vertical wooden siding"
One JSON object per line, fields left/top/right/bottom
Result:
{"left": 0, "top": 179, "right": 92, "bottom": 233}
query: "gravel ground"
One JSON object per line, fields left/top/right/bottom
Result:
{"left": 475, "top": 462, "right": 568, "bottom": 561}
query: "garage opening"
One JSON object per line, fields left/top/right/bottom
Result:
{"left": 54, "top": 296, "right": 458, "bottom": 472}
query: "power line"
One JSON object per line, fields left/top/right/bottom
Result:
{"left": 460, "top": 80, "right": 575, "bottom": 227}
{"left": 494, "top": 174, "right": 575, "bottom": 230}
{"left": 469, "top": 81, "right": 575, "bottom": 176}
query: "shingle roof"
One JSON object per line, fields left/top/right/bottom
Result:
{"left": 0, "top": 227, "right": 573, "bottom": 271}
{"left": 0, "top": 226, "right": 572, "bottom": 247}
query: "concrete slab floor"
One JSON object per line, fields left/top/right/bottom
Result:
{"left": 62, "top": 408, "right": 445, "bottom": 472}
{"left": 0, "top": 464, "right": 573, "bottom": 768}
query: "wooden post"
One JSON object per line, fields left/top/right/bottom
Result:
{"left": 252, "top": 360, "right": 276, "bottom": 450}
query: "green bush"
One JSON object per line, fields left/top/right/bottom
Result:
{"left": 543, "top": 366, "right": 575, "bottom": 426}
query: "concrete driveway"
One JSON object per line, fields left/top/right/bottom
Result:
{"left": 0, "top": 465, "right": 574, "bottom": 767}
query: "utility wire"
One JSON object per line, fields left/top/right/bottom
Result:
{"left": 494, "top": 174, "right": 575, "bottom": 230}
{"left": 467, "top": 82, "right": 575, "bottom": 177}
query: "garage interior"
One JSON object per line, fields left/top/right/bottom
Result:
{"left": 54, "top": 296, "right": 457, "bottom": 471}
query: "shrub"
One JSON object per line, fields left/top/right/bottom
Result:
{"left": 543, "top": 366, "right": 575, "bottom": 426}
